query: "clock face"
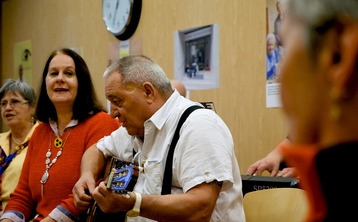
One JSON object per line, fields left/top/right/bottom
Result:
{"left": 102, "top": 0, "right": 132, "bottom": 35}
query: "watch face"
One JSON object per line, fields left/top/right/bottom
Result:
{"left": 102, "top": 0, "right": 132, "bottom": 35}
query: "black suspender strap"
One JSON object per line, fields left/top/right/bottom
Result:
{"left": 161, "top": 105, "right": 203, "bottom": 195}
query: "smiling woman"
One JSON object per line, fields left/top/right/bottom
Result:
{"left": 0, "top": 48, "right": 119, "bottom": 222}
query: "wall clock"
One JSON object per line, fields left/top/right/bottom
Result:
{"left": 102, "top": 0, "right": 142, "bottom": 41}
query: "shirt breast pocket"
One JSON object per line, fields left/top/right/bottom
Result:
{"left": 141, "top": 160, "right": 163, "bottom": 194}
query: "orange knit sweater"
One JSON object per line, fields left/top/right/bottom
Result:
{"left": 4, "top": 112, "right": 119, "bottom": 221}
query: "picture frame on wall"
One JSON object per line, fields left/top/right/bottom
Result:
{"left": 174, "top": 24, "right": 219, "bottom": 91}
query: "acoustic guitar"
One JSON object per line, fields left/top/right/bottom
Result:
{"left": 86, "top": 157, "right": 139, "bottom": 222}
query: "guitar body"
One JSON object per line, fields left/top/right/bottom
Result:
{"left": 86, "top": 157, "right": 138, "bottom": 222}
{"left": 86, "top": 204, "right": 126, "bottom": 222}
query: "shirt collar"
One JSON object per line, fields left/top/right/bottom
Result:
{"left": 144, "top": 91, "right": 181, "bottom": 131}
{"left": 49, "top": 118, "right": 78, "bottom": 137}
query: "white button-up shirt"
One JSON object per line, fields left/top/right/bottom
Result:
{"left": 97, "top": 91, "right": 245, "bottom": 222}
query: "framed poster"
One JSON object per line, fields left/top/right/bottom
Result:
{"left": 174, "top": 24, "right": 219, "bottom": 91}
{"left": 266, "top": 0, "right": 288, "bottom": 108}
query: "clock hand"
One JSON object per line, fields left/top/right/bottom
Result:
{"left": 113, "top": 0, "right": 120, "bottom": 25}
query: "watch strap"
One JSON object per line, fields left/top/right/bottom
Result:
{"left": 127, "top": 192, "right": 142, "bottom": 217}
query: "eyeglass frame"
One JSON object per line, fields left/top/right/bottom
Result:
{"left": 0, "top": 99, "right": 29, "bottom": 108}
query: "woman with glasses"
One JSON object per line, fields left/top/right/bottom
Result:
{"left": 0, "top": 79, "right": 39, "bottom": 213}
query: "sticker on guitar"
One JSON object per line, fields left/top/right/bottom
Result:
{"left": 106, "top": 162, "right": 138, "bottom": 194}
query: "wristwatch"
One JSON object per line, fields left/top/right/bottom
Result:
{"left": 127, "top": 192, "right": 142, "bottom": 217}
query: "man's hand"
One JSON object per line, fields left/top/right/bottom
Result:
{"left": 92, "top": 182, "right": 135, "bottom": 213}
{"left": 72, "top": 173, "right": 97, "bottom": 211}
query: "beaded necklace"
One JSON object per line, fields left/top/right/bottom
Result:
{"left": 40, "top": 128, "right": 72, "bottom": 197}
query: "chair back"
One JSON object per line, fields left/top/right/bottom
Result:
{"left": 243, "top": 187, "right": 308, "bottom": 222}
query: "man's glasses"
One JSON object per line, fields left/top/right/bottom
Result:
{"left": 0, "top": 99, "right": 29, "bottom": 108}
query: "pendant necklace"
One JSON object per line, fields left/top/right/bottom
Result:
{"left": 11, "top": 135, "right": 26, "bottom": 153}
{"left": 40, "top": 128, "right": 72, "bottom": 197}
{"left": 11, "top": 136, "right": 22, "bottom": 146}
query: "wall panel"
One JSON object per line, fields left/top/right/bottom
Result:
{"left": 1, "top": 0, "right": 287, "bottom": 173}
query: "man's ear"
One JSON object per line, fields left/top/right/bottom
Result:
{"left": 142, "top": 82, "right": 156, "bottom": 102}
{"left": 327, "top": 17, "right": 358, "bottom": 95}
